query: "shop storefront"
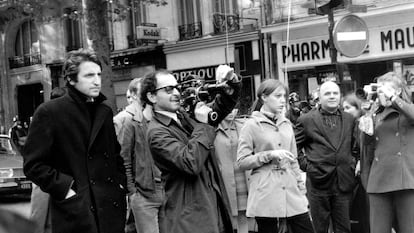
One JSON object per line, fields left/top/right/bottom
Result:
{"left": 265, "top": 3, "right": 414, "bottom": 101}
{"left": 110, "top": 45, "right": 166, "bottom": 111}
{"left": 164, "top": 31, "right": 263, "bottom": 115}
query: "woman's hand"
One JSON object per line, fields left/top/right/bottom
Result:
{"left": 269, "top": 149, "right": 295, "bottom": 162}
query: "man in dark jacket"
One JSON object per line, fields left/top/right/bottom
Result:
{"left": 118, "top": 77, "right": 164, "bottom": 233}
{"left": 141, "top": 66, "right": 239, "bottom": 233}
{"left": 22, "top": 49, "right": 127, "bottom": 233}
{"left": 295, "top": 81, "right": 358, "bottom": 233}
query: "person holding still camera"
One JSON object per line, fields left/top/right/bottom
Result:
{"left": 359, "top": 72, "right": 414, "bottom": 233}
{"left": 141, "top": 65, "right": 240, "bottom": 233}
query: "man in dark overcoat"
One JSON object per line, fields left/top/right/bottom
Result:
{"left": 22, "top": 49, "right": 127, "bottom": 233}
{"left": 140, "top": 67, "right": 239, "bottom": 233}
{"left": 295, "top": 81, "right": 358, "bottom": 233}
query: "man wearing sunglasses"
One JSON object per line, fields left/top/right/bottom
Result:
{"left": 141, "top": 65, "right": 240, "bottom": 233}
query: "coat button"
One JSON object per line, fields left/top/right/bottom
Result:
{"left": 278, "top": 143, "right": 282, "bottom": 147}
{"left": 397, "top": 152, "right": 402, "bottom": 156}
{"left": 396, "top": 132, "right": 399, "bottom": 137}
{"left": 90, "top": 206, "right": 95, "bottom": 212}
{"left": 107, "top": 177, "right": 113, "bottom": 183}
{"left": 88, "top": 155, "right": 93, "bottom": 160}
{"left": 90, "top": 179, "right": 96, "bottom": 185}
{"left": 113, "top": 202, "right": 119, "bottom": 207}
{"left": 282, "top": 186, "right": 285, "bottom": 190}
{"left": 104, "top": 152, "right": 109, "bottom": 158}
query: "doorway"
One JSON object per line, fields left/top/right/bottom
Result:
{"left": 17, "top": 83, "right": 44, "bottom": 124}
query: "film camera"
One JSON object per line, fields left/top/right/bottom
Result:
{"left": 179, "top": 74, "right": 233, "bottom": 123}
{"left": 361, "top": 83, "right": 379, "bottom": 100}
{"left": 357, "top": 83, "right": 380, "bottom": 111}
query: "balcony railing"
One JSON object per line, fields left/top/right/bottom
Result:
{"left": 8, "top": 53, "right": 41, "bottom": 69}
{"left": 178, "top": 22, "right": 202, "bottom": 41}
{"left": 213, "top": 13, "right": 240, "bottom": 34}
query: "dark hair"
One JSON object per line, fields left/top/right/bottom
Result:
{"left": 251, "top": 79, "right": 288, "bottom": 113}
{"left": 50, "top": 87, "right": 67, "bottom": 99}
{"left": 140, "top": 69, "right": 171, "bottom": 106}
{"left": 342, "top": 93, "right": 362, "bottom": 117}
{"left": 63, "top": 49, "right": 101, "bottom": 83}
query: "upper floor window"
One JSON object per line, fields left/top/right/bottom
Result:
{"left": 14, "top": 20, "right": 39, "bottom": 56}
{"left": 64, "top": 8, "right": 82, "bottom": 52}
{"left": 212, "top": 0, "right": 240, "bottom": 34}
{"left": 132, "top": 0, "right": 147, "bottom": 26}
{"left": 177, "top": 0, "right": 202, "bottom": 40}
{"left": 213, "top": 0, "right": 239, "bottom": 14}
{"left": 177, "top": 0, "right": 201, "bottom": 25}
{"left": 9, "top": 19, "right": 41, "bottom": 69}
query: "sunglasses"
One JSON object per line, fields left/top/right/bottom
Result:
{"left": 154, "top": 84, "right": 181, "bottom": 94}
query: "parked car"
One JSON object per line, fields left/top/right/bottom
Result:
{"left": 0, "top": 134, "right": 32, "bottom": 196}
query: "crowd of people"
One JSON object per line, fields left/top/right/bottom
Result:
{"left": 12, "top": 47, "right": 414, "bottom": 233}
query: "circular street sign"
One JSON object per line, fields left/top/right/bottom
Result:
{"left": 333, "top": 14, "right": 369, "bottom": 58}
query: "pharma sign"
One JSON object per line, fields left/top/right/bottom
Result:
{"left": 278, "top": 20, "right": 414, "bottom": 69}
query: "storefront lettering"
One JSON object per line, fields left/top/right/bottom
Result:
{"left": 282, "top": 40, "right": 330, "bottom": 63}
{"left": 381, "top": 27, "right": 414, "bottom": 51}
{"left": 172, "top": 66, "right": 216, "bottom": 82}
{"left": 111, "top": 57, "right": 130, "bottom": 68}
{"left": 143, "top": 28, "right": 160, "bottom": 37}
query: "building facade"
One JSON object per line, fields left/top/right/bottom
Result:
{"left": 0, "top": 0, "right": 265, "bottom": 130}
{"left": 262, "top": 0, "right": 414, "bottom": 101}
{"left": 163, "top": 0, "right": 264, "bottom": 115}
{"left": 0, "top": 1, "right": 80, "bottom": 131}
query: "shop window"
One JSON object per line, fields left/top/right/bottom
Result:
{"left": 64, "top": 8, "right": 82, "bottom": 52}
{"left": 48, "top": 64, "right": 64, "bottom": 89}
{"left": 177, "top": 0, "right": 202, "bottom": 40}
{"left": 9, "top": 20, "right": 41, "bottom": 69}
{"left": 212, "top": 0, "right": 240, "bottom": 34}
{"left": 235, "top": 45, "right": 247, "bottom": 72}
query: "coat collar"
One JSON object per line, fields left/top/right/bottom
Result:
{"left": 251, "top": 111, "right": 289, "bottom": 127}
{"left": 375, "top": 106, "right": 399, "bottom": 125}
{"left": 311, "top": 108, "right": 346, "bottom": 150}
{"left": 66, "top": 84, "right": 106, "bottom": 104}
{"left": 66, "top": 85, "right": 110, "bottom": 150}
{"left": 153, "top": 111, "right": 175, "bottom": 127}
{"left": 153, "top": 110, "right": 192, "bottom": 135}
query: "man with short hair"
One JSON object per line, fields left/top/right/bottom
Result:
{"left": 141, "top": 66, "right": 240, "bottom": 233}
{"left": 114, "top": 78, "right": 143, "bottom": 137}
{"left": 23, "top": 49, "right": 127, "bottom": 233}
{"left": 118, "top": 77, "right": 164, "bottom": 233}
{"left": 295, "top": 81, "right": 358, "bottom": 233}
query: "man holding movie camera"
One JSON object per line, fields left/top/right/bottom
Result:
{"left": 140, "top": 65, "right": 240, "bottom": 233}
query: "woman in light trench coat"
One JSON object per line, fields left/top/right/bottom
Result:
{"left": 237, "top": 79, "right": 314, "bottom": 233}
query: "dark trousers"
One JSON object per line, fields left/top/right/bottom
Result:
{"left": 369, "top": 190, "right": 414, "bottom": 233}
{"left": 255, "top": 213, "right": 314, "bottom": 233}
{"left": 349, "top": 181, "right": 370, "bottom": 233}
{"left": 307, "top": 191, "right": 352, "bottom": 233}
